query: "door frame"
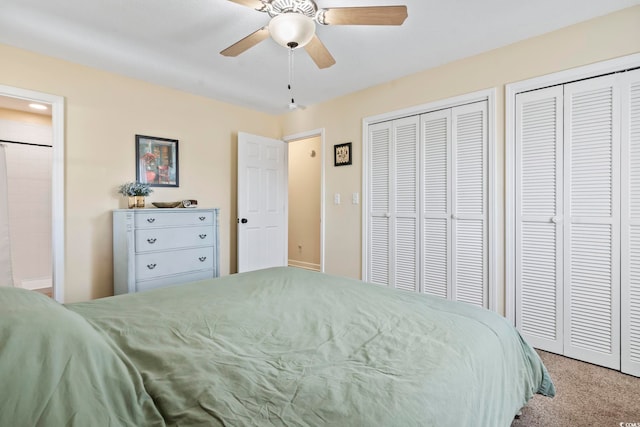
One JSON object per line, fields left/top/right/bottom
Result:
{"left": 283, "top": 128, "right": 326, "bottom": 273}
{"left": 505, "top": 52, "right": 640, "bottom": 325}
{"left": 361, "top": 88, "right": 497, "bottom": 312}
{"left": 0, "top": 85, "right": 65, "bottom": 303}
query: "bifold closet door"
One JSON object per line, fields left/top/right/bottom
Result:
{"left": 421, "top": 101, "right": 487, "bottom": 306}
{"left": 368, "top": 101, "right": 487, "bottom": 305}
{"left": 450, "top": 102, "right": 488, "bottom": 307}
{"left": 368, "top": 122, "right": 392, "bottom": 286}
{"left": 367, "top": 117, "right": 420, "bottom": 290}
{"left": 621, "top": 69, "right": 640, "bottom": 377}
{"left": 515, "top": 86, "right": 564, "bottom": 353}
{"left": 393, "top": 116, "right": 420, "bottom": 292}
{"left": 563, "top": 75, "right": 620, "bottom": 370}
{"left": 421, "top": 109, "right": 452, "bottom": 299}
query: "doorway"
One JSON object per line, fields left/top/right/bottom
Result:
{"left": 285, "top": 130, "right": 325, "bottom": 272}
{"left": 0, "top": 86, "right": 65, "bottom": 302}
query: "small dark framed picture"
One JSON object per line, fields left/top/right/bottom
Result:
{"left": 334, "top": 142, "right": 352, "bottom": 167}
{"left": 135, "top": 134, "right": 179, "bottom": 187}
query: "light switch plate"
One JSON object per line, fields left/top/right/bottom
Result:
{"left": 334, "top": 193, "right": 341, "bottom": 205}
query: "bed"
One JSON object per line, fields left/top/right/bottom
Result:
{"left": 0, "top": 267, "right": 554, "bottom": 426}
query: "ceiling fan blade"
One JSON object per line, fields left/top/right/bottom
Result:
{"left": 322, "top": 6, "right": 408, "bottom": 26}
{"left": 227, "top": 0, "right": 265, "bottom": 10}
{"left": 220, "top": 27, "right": 269, "bottom": 57}
{"left": 304, "top": 35, "right": 336, "bottom": 69}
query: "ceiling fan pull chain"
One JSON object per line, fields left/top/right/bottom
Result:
{"left": 288, "top": 46, "right": 296, "bottom": 108}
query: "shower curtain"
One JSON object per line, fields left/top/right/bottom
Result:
{"left": 0, "top": 144, "right": 14, "bottom": 287}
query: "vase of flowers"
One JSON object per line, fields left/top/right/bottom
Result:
{"left": 118, "top": 181, "right": 153, "bottom": 208}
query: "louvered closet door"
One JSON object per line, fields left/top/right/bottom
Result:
{"left": 368, "top": 122, "right": 392, "bottom": 286}
{"left": 421, "top": 109, "right": 452, "bottom": 299}
{"left": 563, "top": 75, "right": 621, "bottom": 370}
{"left": 451, "top": 101, "right": 488, "bottom": 307}
{"left": 393, "top": 116, "right": 420, "bottom": 292}
{"left": 514, "top": 87, "right": 564, "bottom": 353}
{"left": 621, "top": 68, "right": 640, "bottom": 376}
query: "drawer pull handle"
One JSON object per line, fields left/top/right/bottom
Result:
{"left": 147, "top": 218, "right": 156, "bottom": 223}
{"left": 147, "top": 263, "right": 157, "bottom": 270}
{"left": 147, "top": 238, "right": 157, "bottom": 244}
{"left": 199, "top": 234, "right": 207, "bottom": 239}
{"left": 198, "top": 256, "right": 207, "bottom": 262}
{"left": 199, "top": 216, "right": 206, "bottom": 221}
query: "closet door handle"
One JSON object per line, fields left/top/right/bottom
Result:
{"left": 146, "top": 218, "right": 156, "bottom": 223}
{"left": 147, "top": 238, "right": 157, "bottom": 244}
{"left": 198, "top": 256, "right": 207, "bottom": 262}
{"left": 550, "top": 217, "right": 560, "bottom": 224}
{"left": 199, "top": 234, "right": 207, "bottom": 239}
{"left": 451, "top": 214, "right": 458, "bottom": 220}
{"left": 385, "top": 213, "right": 391, "bottom": 218}
{"left": 146, "top": 263, "right": 157, "bottom": 270}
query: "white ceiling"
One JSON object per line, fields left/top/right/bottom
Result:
{"left": 0, "top": 0, "right": 637, "bottom": 115}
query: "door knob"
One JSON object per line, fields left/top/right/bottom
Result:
{"left": 240, "top": 218, "right": 248, "bottom": 224}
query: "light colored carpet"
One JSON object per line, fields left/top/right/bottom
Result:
{"left": 511, "top": 350, "right": 640, "bottom": 426}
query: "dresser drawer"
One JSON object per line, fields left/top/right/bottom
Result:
{"left": 135, "top": 247, "right": 214, "bottom": 281}
{"left": 134, "top": 211, "right": 213, "bottom": 228}
{"left": 135, "top": 270, "right": 213, "bottom": 292}
{"left": 135, "top": 226, "right": 213, "bottom": 252}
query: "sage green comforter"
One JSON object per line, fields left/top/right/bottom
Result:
{"left": 65, "top": 267, "right": 554, "bottom": 427}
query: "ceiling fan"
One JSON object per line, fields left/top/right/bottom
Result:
{"left": 221, "top": 0, "right": 408, "bottom": 69}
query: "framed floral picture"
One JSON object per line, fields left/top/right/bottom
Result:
{"left": 334, "top": 142, "right": 352, "bottom": 167}
{"left": 135, "top": 134, "right": 179, "bottom": 187}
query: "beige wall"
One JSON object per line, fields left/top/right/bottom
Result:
{"left": 288, "top": 136, "right": 321, "bottom": 269}
{"left": 0, "top": 43, "right": 280, "bottom": 302}
{"left": 282, "top": 6, "right": 640, "bottom": 313}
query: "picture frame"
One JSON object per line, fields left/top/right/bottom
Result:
{"left": 334, "top": 142, "right": 352, "bottom": 167}
{"left": 135, "top": 134, "right": 179, "bottom": 187}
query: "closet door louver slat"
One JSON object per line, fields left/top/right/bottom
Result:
{"left": 622, "top": 69, "right": 640, "bottom": 377}
{"left": 515, "top": 87, "right": 564, "bottom": 353}
{"left": 564, "top": 76, "right": 620, "bottom": 370}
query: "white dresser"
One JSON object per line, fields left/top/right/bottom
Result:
{"left": 113, "top": 208, "right": 220, "bottom": 294}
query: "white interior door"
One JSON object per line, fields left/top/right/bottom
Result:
{"left": 451, "top": 101, "right": 488, "bottom": 307}
{"left": 237, "top": 132, "right": 287, "bottom": 273}
{"left": 367, "top": 122, "right": 392, "bottom": 286}
{"left": 393, "top": 116, "right": 420, "bottom": 292}
{"left": 421, "top": 109, "right": 452, "bottom": 299}
{"left": 515, "top": 86, "right": 564, "bottom": 353}
{"left": 621, "top": 68, "right": 640, "bottom": 376}
{"left": 563, "top": 75, "right": 620, "bottom": 370}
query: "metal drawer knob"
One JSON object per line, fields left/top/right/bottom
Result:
{"left": 147, "top": 218, "right": 156, "bottom": 223}
{"left": 199, "top": 234, "right": 207, "bottom": 239}
{"left": 147, "top": 263, "right": 157, "bottom": 270}
{"left": 199, "top": 216, "right": 206, "bottom": 221}
{"left": 198, "top": 256, "right": 207, "bottom": 262}
{"left": 147, "top": 238, "right": 157, "bottom": 244}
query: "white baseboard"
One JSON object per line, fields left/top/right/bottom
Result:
{"left": 288, "top": 259, "right": 321, "bottom": 272}
{"left": 20, "top": 277, "right": 52, "bottom": 290}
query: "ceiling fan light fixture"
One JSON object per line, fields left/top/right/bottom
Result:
{"left": 268, "top": 13, "right": 315, "bottom": 49}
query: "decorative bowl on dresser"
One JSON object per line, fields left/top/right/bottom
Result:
{"left": 113, "top": 208, "right": 220, "bottom": 295}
